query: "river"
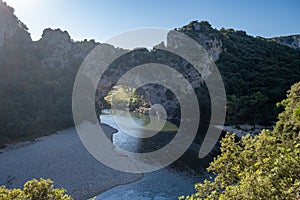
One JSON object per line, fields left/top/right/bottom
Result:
{"left": 95, "top": 109, "right": 211, "bottom": 200}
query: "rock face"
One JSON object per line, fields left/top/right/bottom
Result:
{"left": 33, "top": 28, "right": 98, "bottom": 68}
{"left": 179, "top": 21, "right": 223, "bottom": 61}
{"left": 270, "top": 35, "right": 300, "bottom": 49}
{"left": 0, "top": 1, "right": 98, "bottom": 69}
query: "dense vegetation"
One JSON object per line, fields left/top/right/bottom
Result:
{"left": 179, "top": 21, "right": 300, "bottom": 125}
{"left": 180, "top": 82, "right": 300, "bottom": 199}
{"left": 0, "top": 178, "right": 72, "bottom": 200}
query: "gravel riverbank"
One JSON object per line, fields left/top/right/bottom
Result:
{"left": 0, "top": 123, "right": 142, "bottom": 199}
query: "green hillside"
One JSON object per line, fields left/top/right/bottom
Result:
{"left": 180, "top": 21, "right": 300, "bottom": 124}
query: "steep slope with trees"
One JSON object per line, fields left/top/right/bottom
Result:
{"left": 0, "top": 1, "right": 97, "bottom": 147}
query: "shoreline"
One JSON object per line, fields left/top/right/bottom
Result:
{"left": 0, "top": 126, "right": 76, "bottom": 153}
{"left": 215, "top": 124, "right": 273, "bottom": 138}
{"left": 0, "top": 122, "right": 143, "bottom": 199}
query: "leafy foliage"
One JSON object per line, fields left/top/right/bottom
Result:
{"left": 103, "top": 85, "right": 148, "bottom": 111}
{"left": 295, "top": 106, "right": 300, "bottom": 122}
{"left": 180, "top": 82, "right": 300, "bottom": 199}
{"left": 0, "top": 178, "right": 73, "bottom": 200}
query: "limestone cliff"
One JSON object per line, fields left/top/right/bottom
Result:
{"left": 269, "top": 35, "right": 300, "bottom": 49}
{"left": 33, "top": 28, "right": 98, "bottom": 68}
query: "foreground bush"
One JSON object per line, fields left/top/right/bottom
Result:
{"left": 0, "top": 178, "right": 73, "bottom": 200}
{"left": 180, "top": 82, "right": 300, "bottom": 199}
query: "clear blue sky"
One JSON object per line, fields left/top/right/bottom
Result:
{"left": 4, "top": 0, "right": 300, "bottom": 42}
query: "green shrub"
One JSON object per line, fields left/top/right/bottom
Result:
{"left": 294, "top": 106, "right": 300, "bottom": 122}
{"left": 0, "top": 178, "right": 73, "bottom": 200}
{"left": 180, "top": 82, "right": 300, "bottom": 199}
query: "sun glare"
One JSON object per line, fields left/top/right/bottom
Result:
{"left": 4, "top": 0, "right": 38, "bottom": 11}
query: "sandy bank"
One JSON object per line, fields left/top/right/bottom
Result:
{"left": 0, "top": 123, "right": 142, "bottom": 199}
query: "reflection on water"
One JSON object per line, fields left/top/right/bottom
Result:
{"left": 101, "top": 109, "right": 178, "bottom": 131}
{"left": 97, "top": 109, "right": 210, "bottom": 200}
{"left": 100, "top": 109, "right": 178, "bottom": 153}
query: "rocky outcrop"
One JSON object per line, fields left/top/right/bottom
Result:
{"left": 177, "top": 21, "right": 223, "bottom": 61}
{"left": 270, "top": 35, "right": 300, "bottom": 49}
{"left": 0, "top": 1, "right": 99, "bottom": 69}
{"left": 33, "top": 28, "right": 98, "bottom": 68}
